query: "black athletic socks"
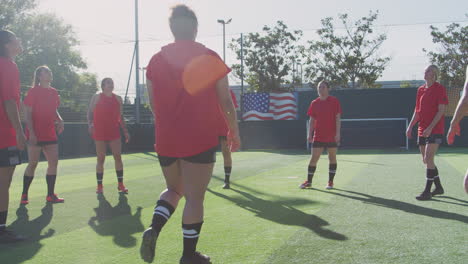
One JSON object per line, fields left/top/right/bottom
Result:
{"left": 307, "top": 166, "right": 316, "bottom": 182}
{"left": 423, "top": 168, "right": 437, "bottom": 193}
{"left": 182, "top": 222, "right": 203, "bottom": 258}
{"left": 116, "top": 170, "right": 123, "bottom": 183}
{"left": 433, "top": 167, "right": 442, "bottom": 189}
{"left": 22, "top": 175, "right": 34, "bottom": 195}
{"left": 329, "top": 164, "right": 337, "bottom": 182}
{"left": 0, "top": 211, "right": 7, "bottom": 231}
{"left": 96, "top": 172, "right": 103, "bottom": 185}
{"left": 46, "top": 174, "right": 57, "bottom": 196}
{"left": 151, "top": 200, "right": 175, "bottom": 233}
{"left": 224, "top": 167, "right": 232, "bottom": 183}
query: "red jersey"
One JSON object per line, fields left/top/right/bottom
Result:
{"left": 146, "top": 40, "right": 231, "bottom": 157}
{"left": 0, "top": 57, "right": 21, "bottom": 149}
{"left": 218, "top": 90, "right": 239, "bottom": 137}
{"left": 92, "top": 93, "right": 121, "bottom": 141}
{"left": 415, "top": 82, "right": 448, "bottom": 136}
{"left": 23, "top": 86, "right": 60, "bottom": 142}
{"left": 307, "top": 96, "right": 342, "bottom": 142}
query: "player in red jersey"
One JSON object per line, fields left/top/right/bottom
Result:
{"left": 219, "top": 90, "right": 238, "bottom": 189}
{"left": 140, "top": 5, "right": 240, "bottom": 264}
{"left": 447, "top": 65, "right": 468, "bottom": 193}
{"left": 406, "top": 65, "right": 448, "bottom": 200}
{"left": 21, "top": 65, "right": 65, "bottom": 204}
{"left": 0, "top": 30, "right": 27, "bottom": 243}
{"left": 87, "top": 78, "right": 130, "bottom": 194}
{"left": 300, "top": 80, "right": 341, "bottom": 190}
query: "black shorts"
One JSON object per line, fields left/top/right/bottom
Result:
{"left": 417, "top": 134, "right": 443, "bottom": 146}
{"left": 312, "top": 141, "right": 338, "bottom": 149}
{"left": 158, "top": 147, "right": 217, "bottom": 167}
{"left": 0, "top": 146, "right": 22, "bottom": 167}
{"left": 36, "top": 140, "right": 58, "bottom": 146}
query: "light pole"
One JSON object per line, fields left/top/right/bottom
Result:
{"left": 217, "top": 18, "right": 232, "bottom": 62}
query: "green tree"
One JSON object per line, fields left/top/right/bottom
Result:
{"left": 229, "top": 21, "right": 303, "bottom": 92}
{"left": 0, "top": 0, "right": 36, "bottom": 28}
{"left": 424, "top": 22, "right": 468, "bottom": 88}
{"left": 304, "top": 11, "right": 390, "bottom": 89}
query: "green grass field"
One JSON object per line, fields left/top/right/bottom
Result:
{"left": 0, "top": 149, "right": 467, "bottom": 264}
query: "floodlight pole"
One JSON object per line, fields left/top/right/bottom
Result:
{"left": 217, "top": 18, "right": 232, "bottom": 62}
{"left": 134, "top": 0, "right": 141, "bottom": 124}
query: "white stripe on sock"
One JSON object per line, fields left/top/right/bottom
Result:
{"left": 183, "top": 229, "right": 198, "bottom": 235}
{"left": 154, "top": 211, "right": 169, "bottom": 220}
{"left": 155, "top": 206, "right": 170, "bottom": 217}
{"left": 183, "top": 234, "right": 199, "bottom": 239}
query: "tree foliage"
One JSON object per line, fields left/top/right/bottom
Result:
{"left": 424, "top": 22, "right": 468, "bottom": 88}
{"left": 229, "top": 21, "right": 303, "bottom": 92}
{"left": 304, "top": 11, "right": 390, "bottom": 89}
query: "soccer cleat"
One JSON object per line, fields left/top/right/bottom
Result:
{"left": 299, "top": 181, "right": 311, "bottom": 189}
{"left": 96, "top": 184, "right": 103, "bottom": 194}
{"left": 431, "top": 187, "right": 444, "bottom": 196}
{"left": 416, "top": 191, "right": 432, "bottom": 201}
{"left": 20, "top": 194, "right": 29, "bottom": 205}
{"left": 118, "top": 183, "right": 128, "bottom": 194}
{"left": 180, "top": 252, "right": 212, "bottom": 264}
{"left": 223, "top": 182, "right": 230, "bottom": 189}
{"left": 0, "top": 229, "right": 26, "bottom": 244}
{"left": 46, "top": 194, "right": 65, "bottom": 203}
{"left": 326, "top": 181, "right": 334, "bottom": 189}
{"left": 140, "top": 227, "right": 158, "bottom": 263}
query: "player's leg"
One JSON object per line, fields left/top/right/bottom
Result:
{"left": 0, "top": 165, "right": 25, "bottom": 243}
{"left": 42, "top": 143, "right": 63, "bottom": 203}
{"left": 109, "top": 138, "right": 127, "bottom": 193}
{"left": 141, "top": 157, "right": 183, "bottom": 263}
{"left": 21, "top": 144, "right": 42, "bottom": 204}
{"left": 416, "top": 140, "right": 440, "bottom": 200}
{"left": 220, "top": 137, "right": 232, "bottom": 189}
{"left": 464, "top": 169, "right": 468, "bottom": 193}
{"left": 95, "top": 140, "right": 107, "bottom": 193}
{"left": 326, "top": 146, "right": 338, "bottom": 189}
{"left": 179, "top": 155, "right": 214, "bottom": 264}
{"left": 300, "top": 145, "right": 323, "bottom": 189}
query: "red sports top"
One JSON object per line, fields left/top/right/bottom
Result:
{"left": 92, "top": 93, "right": 121, "bottom": 141}
{"left": 146, "top": 40, "right": 231, "bottom": 157}
{"left": 415, "top": 82, "right": 448, "bottom": 136}
{"left": 218, "top": 90, "right": 239, "bottom": 137}
{"left": 307, "top": 95, "right": 342, "bottom": 142}
{"left": 24, "top": 86, "right": 60, "bottom": 142}
{"left": 0, "top": 57, "right": 21, "bottom": 149}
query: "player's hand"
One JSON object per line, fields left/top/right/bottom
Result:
{"left": 335, "top": 134, "right": 341, "bottom": 144}
{"left": 55, "top": 120, "right": 64, "bottom": 134}
{"left": 124, "top": 130, "right": 130, "bottom": 143}
{"left": 422, "top": 127, "right": 432, "bottom": 138}
{"left": 16, "top": 132, "right": 26, "bottom": 150}
{"left": 228, "top": 130, "right": 241, "bottom": 152}
{"left": 308, "top": 135, "right": 313, "bottom": 143}
{"left": 406, "top": 126, "right": 413, "bottom": 139}
{"left": 447, "top": 123, "right": 460, "bottom": 145}
{"left": 28, "top": 133, "right": 37, "bottom": 146}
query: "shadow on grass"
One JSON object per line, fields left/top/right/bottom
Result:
{"left": 88, "top": 193, "right": 144, "bottom": 248}
{"left": 314, "top": 188, "right": 468, "bottom": 223}
{"left": 208, "top": 186, "right": 347, "bottom": 241}
{"left": 0, "top": 203, "right": 54, "bottom": 263}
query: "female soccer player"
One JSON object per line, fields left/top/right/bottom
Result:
{"left": 447, "top": 65, "right": 468, "bottom": 193}
{"left": 0, "top": 30, "right": 26, "bottom": 243}
{"left": 406, "top": 65, "right": 448, "bottom": 200}
{"left": 140, "top": 5, "right": 240, "bottom": 264}
{"left": 87, "top": 78, "right": 130, "bottom": 194}
{"left": 219, "top": 90, "right": 238, "bottom": 189}
{"left": 21, "top": 66, "right": 65, "bottom": 204}
{"left": 300, "top": 80, "right": 341, "bottom": 190}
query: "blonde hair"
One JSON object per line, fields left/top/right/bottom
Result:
{"left": 32, "top": 65, "right": 51, "bottom": 87}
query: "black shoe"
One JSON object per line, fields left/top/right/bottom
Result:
{"left": 431, "top": 187, "right": 444, "bottom": 196}
{"left": 140, "top": 227, "right": 158, "bottom": 263}
{"left": 223, "top": 182, "right": 230, "bottom": 189}
{"left": 416, "top": 191, "right": 432, "bottom": 201}
{"left": 180, "top": 252, "right": 211, "bottom": 264}
{"left": 0, "top": 229, "right": 26, "bottom": 244}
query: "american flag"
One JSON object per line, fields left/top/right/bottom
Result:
{"left": 242, "top": 92, "right": 298, "bottom": 121}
